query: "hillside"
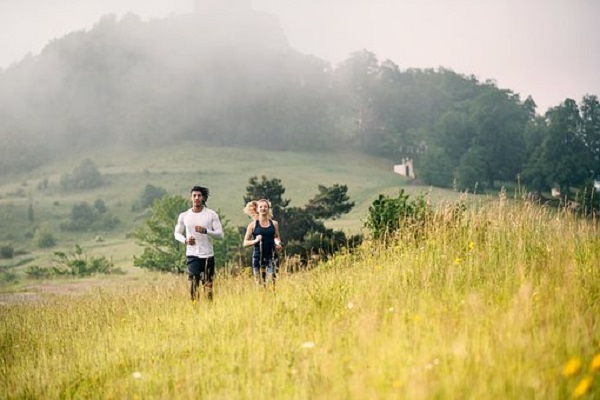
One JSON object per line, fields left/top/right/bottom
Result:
{"left": 0, "top": 143, "right": 464, "bottom": 289}
{"left": 0, "top": 7, "right": 557, "bottom": 197}
{"left": 2, "top": 194, "right": 599, "bottom": 398}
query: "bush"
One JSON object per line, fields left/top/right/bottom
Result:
{"left": 365, "top": 189, "right": 431, "bottom": 241}
{"left": 25, "top": 265, "right": 54, "bottom": 279}
{"left": 60, "top": 158, "right": 104, "bottom": 190}
{"left": 53, "top": 245, "right": 117, "bottom": 276}
{"left": 132, "top": 184, "right": 167, "bottom": 211}
{"left": 60, "top": 202, "right": 120, "bottom": 232}
{"left": 35, "top": 230, "right": 57, "bottom": 248}
{"left": 1, "top": 244, "right": 15, "bottom": 259}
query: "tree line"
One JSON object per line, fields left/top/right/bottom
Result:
{"left": 1, "top": 11, "right": 598, "bottom": 200}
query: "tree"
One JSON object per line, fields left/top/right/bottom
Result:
{"left": 93, "top": 199, "right": 107, "bottom": 214}
{"left": 243, "top": 176, "right": 290, "bottom": 218}
{"left": 455, "top": 145, "right": 488, "bottom": 192}
{"left": 60, "top": 201, "right": 120, "bottom": 231}
{"left": 580, "top": 95, "right": 600, "bottom": 177}
{"left": 305, "top": 184, "right": 354, "bottom": 220}
{"left": 469, "top": 88, "right": 527, "bottom": 187}
{"left": 27, "top": 203, "right": 34, "bottom": 222}
{"left": 521, "top": 115, "right": 549, "bottom": 191}
{"left": 134, "top": 195, "right": 241, "bottom": 273}
{"left": 60, "top": 158, "right": 104, "bottom": 190}
{"left": 417, "top": 145, "right": 455, "bottom": 188}
{"left": 134, "top": 195, "right": 189, "bottom": 273}
{"left": 243, "top": 176, "right": 359, "bottom": 261}
{"left": 542, "top": 99, "right": 588, "bottom": 196}
{"left": 133, "top": 184, "right": 168, "bottom": 210}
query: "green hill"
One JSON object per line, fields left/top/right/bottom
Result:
{"left": 0, "top": 143, "right": 463, "bottom": 288}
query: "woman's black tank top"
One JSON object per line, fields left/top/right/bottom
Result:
{"left": 253, "top": 220, "right": 276, "bottom": 260}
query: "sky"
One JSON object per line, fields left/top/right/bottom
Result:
{"left": 1, "top": 0, "right": 599, "bottom": 113}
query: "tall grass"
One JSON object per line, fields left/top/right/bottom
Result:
{"left": 2, "top": 197, "right": 599, "bottom": 399}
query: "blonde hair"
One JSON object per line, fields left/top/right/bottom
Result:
{"left": 243, "top": 201, "right": 259, "bottom": 219}
{"left": 243, "top": 199, "right": 273, "bottom": 220}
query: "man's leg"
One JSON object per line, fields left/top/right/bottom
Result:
{"left": 190, "top": 275, "right": 201, "bottom": 301}
{"left": 201, "top": 257, "right": 216, "bottom": 301}
{"left": 187, "top": 256, "right": 202, "bottom": 301}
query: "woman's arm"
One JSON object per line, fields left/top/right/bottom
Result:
{"left": 273, "top": 220, "right": 282, "bottom": 249}
{"left": 243, "top": 222, "right": 261, "bottom": 247}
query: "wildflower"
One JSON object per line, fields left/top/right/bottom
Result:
{"left": 388, "top": 307, "right": 394, "bottom": 313}
{"left": 563, "top": 358, "right": 582, "bottom": 377}
{"left": 132, "top": 371, "right": 143, "bottom": 379}
{"left": 468, "top": 241, "right": 475, "bottom": 250}
{"left": 572, "top": 375, "right": 593, "bottom": 398}
{"left": 347, "top": 301, "right": 354, "bottom": 309}
{"left": 301, "top": 341, "right": 315, "bottom": 349}
{"left": 591, "top": 354, "right": 600, "bottom": 371}
{"left": 454, "top": 256, "right": 461, "bottom": 265}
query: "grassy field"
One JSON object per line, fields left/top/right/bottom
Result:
{"left": 1, "top": 196, "right": 599, "bottom": 399}
{"left": 0, "top": 143, "right": 463, "bottom": 292}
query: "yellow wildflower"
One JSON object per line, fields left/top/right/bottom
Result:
{"left": 468, "top": 241, "right": 475, "bottom": 250}
{"left": 454, "top": 256, "right": 461, "bottom": 265}
{"left": 563, "top": 358, "right": 582, "bottom": 377}
{"left": 572, "top": 375, "right": 593, "bottom": 398}
{"left": 591, "top": 353, "right": 600, "bottom": 371}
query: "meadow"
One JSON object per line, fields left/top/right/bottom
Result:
{"left": 1, "top": 194, "right": 599, "bottom": 399}
{"left": 0, "top": 143, "right": 460, "bottom": 293}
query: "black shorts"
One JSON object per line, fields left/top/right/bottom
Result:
{"left": 186, "top": 256, "right": 215, "bottom": 282}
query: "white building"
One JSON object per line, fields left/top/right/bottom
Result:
{"left": 393, "top": 158, "right": 415, "bottom": 179}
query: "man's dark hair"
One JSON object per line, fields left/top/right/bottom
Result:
{"left": 190, "top": 185, "right": 210, "bottom": 200}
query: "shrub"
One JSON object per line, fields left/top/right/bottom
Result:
{"left": 132, "top": 184, "right": 167, "bottom": 211}
{"left": 53, "top": 245, "right": 117, "bottom": 276}
{"left": 25, "top": 265, "right": 54, "bottom": 279}
{"left": 0, "top": 245, "right": 14, "bottom": 259}
{"left": 35, "top": 231, "right": 57, "bottom": 248}
{"left": 365, "top": 189, "right": 431, "bottom": 241}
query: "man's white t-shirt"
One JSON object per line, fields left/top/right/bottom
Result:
{"left": 174, "top": 207, "right": 224, "bottom": 258}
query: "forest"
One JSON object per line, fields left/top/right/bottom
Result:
{"left": 0, "top": 9, "right": 598, "bottom": 201}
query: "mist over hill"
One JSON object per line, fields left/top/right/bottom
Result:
{"left": 0, "top": 9, "right": 305, "bottom": 165}
{"left": 2, "top": 6, "right": 595, "bottom": 197}
{"left": 0, "top": 7, "right": 474, "bottom": 170}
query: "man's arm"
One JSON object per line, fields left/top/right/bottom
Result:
{"left": 174, "top": 213, "right": 186, "bottom": 243}
{"left": 205, "top": 211, "right": 224, "bottom": 239}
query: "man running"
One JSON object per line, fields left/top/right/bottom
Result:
{"left": 174, "top": 186, "right": 224, "bottom": 301}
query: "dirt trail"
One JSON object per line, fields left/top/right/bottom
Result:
{"left": 0, "top": 278, "right": 127, "bottom": 305}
